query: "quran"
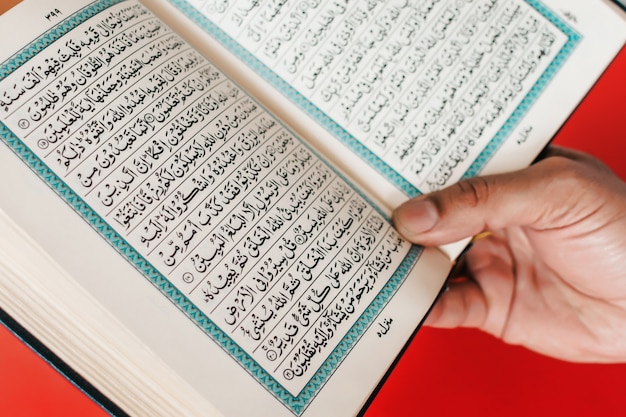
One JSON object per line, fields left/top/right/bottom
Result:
{"left": 0, "top": 0, "right": 623, "bottom": 416}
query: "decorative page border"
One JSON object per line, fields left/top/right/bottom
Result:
{"left": 0, "top": 0, "right": 423, "bottom": 414}
{"left": 462, "top": 0, "right": 581, "bottom": 179}
{"left": 169, "top": 0, "right": 581, "bottom": 198}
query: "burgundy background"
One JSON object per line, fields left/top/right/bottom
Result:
{"left": 1, "top": 45, "right": 624, "bottom": 417}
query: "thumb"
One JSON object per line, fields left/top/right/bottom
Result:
{"left": 392, "top": 152, "right": 610, "bottom": 246}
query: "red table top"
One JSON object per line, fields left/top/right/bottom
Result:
{"left": 1, "top": 44, "right": 625, "bottom": 417}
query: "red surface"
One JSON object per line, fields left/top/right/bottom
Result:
{"left": 0, "top": 46, "right": 624, "bottom": 417}
{"left": 0, "top": 323, "right": 109, "bottom": 417}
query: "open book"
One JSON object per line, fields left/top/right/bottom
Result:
{"left": 0, "top": 0, "right": 624, "bottom": 415}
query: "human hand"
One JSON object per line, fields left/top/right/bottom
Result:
{"left": 393, "top": 147, "right": 626, "bottom": 362}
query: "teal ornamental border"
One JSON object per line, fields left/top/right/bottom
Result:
{"left": 462, "top": 0, "right": 580, "bottom": 178}
{"left": 168, "top": 0, "right": 580, "bottom": 198}
{"left": 0, "top": 0, "right": 424, "bottom": 414}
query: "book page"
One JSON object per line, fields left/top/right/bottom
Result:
{"left": 163, "top": 0, "right": 626, "bottom": 205}
{"left": 1, "top": 0, "right": 624, "bottom": 415}
{"left": 0, "top": 1, "right": 450, "bottom": 416}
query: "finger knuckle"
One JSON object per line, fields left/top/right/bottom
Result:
{"left": 455, "top": 177, "right": 491, "bottom": 208}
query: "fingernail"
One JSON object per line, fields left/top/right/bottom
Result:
{"left": 395, "top": 198, "right": 439, "bottom": 237}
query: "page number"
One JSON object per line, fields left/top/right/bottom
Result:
{"left": 560, "top": 10, "right": 578, "bottom": 23}
{"left": 45, "top": 9, "right": 62, "bottom": 21}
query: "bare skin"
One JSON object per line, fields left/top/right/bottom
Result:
{"left": 393, "top": 147, "right": 626, "bottom": 362}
